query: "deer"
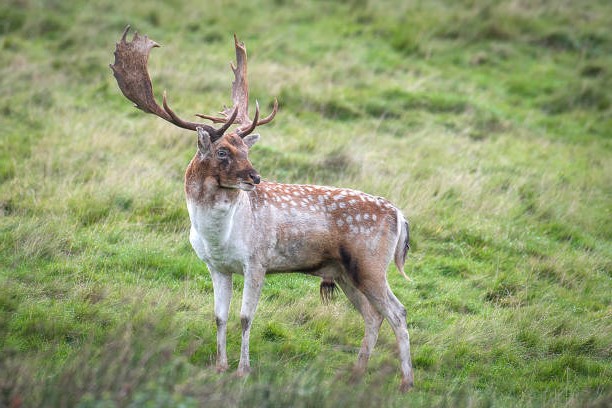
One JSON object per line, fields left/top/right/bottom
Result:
{"left": 110, "top": 26, "right": 414, "bottom": 391}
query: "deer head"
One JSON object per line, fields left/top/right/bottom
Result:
{"left": 110, "top": 26, "right": 277, "bottom": 191}
{"left": 195, "top": 127, "right": 262, "bottom": 191}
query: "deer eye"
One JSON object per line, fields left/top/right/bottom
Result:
{"left": 217, "top": 150, "right": 229, "bottom": 160}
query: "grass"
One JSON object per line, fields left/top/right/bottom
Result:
{"left": 1, "top": 0, "right": 611, "bottom": 406}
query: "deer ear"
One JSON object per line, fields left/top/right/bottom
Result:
{"left": 196, "top": 127, "right": 212, "bottom": 155}
{"left": 242, "top": 133, "right": 260, "bottom": 149}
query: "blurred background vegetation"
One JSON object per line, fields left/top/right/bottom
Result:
{"left": 0, "top": 0, "right": 610, "bottom": 406}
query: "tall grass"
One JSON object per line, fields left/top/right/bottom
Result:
{"left": 1, "top": 0, "right": 611, "bottom": 406}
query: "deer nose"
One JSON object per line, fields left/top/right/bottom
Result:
{"left": 249, "top": 171, "right": 261, "bottom": 184}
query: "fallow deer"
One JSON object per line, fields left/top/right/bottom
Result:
{"left": 111, "top": 26, "right": 414, "bottom": 391}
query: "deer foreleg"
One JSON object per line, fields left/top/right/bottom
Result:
{"left": 237, "top": 266, "right": 265, "bottom": 376}
{"left": 210, "top": 269, "right": 233, "bottom": 372}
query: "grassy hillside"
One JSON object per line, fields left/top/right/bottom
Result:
{"left": 1, "top": 0, "right": 610, "bottom": 406}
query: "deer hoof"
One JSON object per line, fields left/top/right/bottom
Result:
{"left": 349, "top": 366, "right": 366, "bottom": 384}
{"left": 236, "top": 367, "right": 251, "bottom": 378}
{"left": 399, "top": 378, "right": 414, "bottom": 393}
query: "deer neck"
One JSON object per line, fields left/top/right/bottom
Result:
{"left": 185, "top": 160, "right": 250, "bottom": 229}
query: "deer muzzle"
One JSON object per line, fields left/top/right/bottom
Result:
{"left": 236, "top": 168, "right": 260, "bottom": 191}
{"left": 249, "top": 171, "right": 261, "bottom": 185}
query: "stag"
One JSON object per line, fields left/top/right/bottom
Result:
{"left": 111, "top": 26, "right": 414, "bottom": 391}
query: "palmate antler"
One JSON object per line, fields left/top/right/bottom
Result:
{"left": 110, "top": 26, "right": 275, "bottom": 141}
{"left": 196, "top": 34, "right": 278, "bottom": 137}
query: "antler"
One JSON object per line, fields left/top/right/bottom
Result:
{"left": 196, "top": 34, "right": 278, "bottom": 137}
{"left": 110, "top": 26, "right": 237, "bottom": 141}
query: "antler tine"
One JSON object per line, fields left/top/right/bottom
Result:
{"left": 110, "top": 26, "right": 232, "bottom": 138}
{"left": 256, "top": 98, "right": 278, "bottom": 126}
{"left": 237, "top": 100, "right": 260, "bottom": 137}
{"left": 213, "top": 106, "right": 239, "bottom": 140}
{"left": 161, "top": 92, "right": 217, "bottom": 134}
{"left": 195, "top": 114, "right": 225, "bottom": 123}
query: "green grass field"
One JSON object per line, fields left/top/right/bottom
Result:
{"left": 1, "top": 0, "right": 611, "bottom": 406}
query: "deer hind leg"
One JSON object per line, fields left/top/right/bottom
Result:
{"left": 336, "top": 276, "right": 383, "bottom": 378}
{"left": 210, "top": 269, "right": 233, "bottom": 372}
{"left": 361, "top": 281, "right": 414, "bottom": 392}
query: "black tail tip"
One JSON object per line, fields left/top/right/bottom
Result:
{"left": 320, "top": 280, "right": 337, "bottom": 304}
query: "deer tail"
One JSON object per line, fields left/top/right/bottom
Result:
{"left": 394, "top": 213, "right": 411, "bottom": 282}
